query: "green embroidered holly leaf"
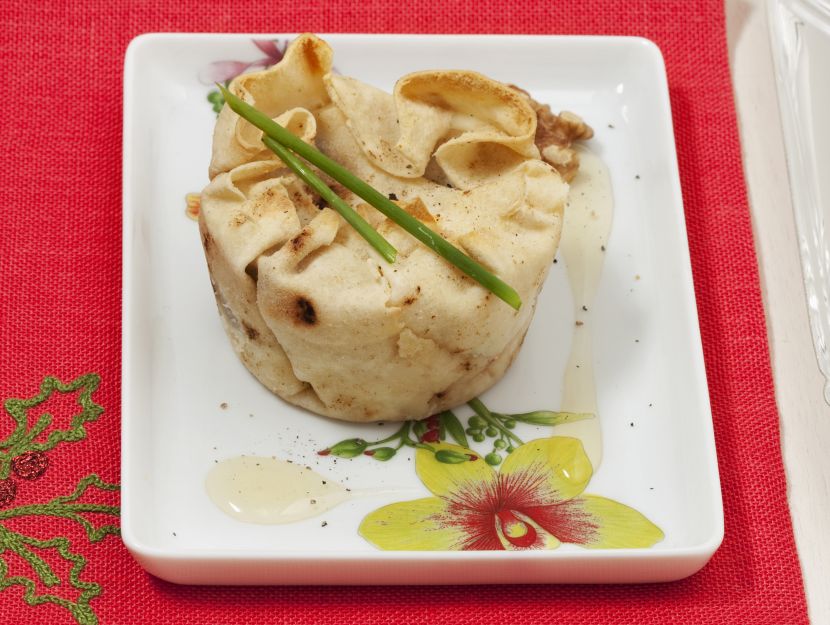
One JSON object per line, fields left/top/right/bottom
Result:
{"left": 0, "top": 474, "right": 119, "bottom": 624}
{"left": 0, "top": 374, "right": 103, "bottom": 479}
{"left": 0, "top": 525, "right": 103, "bottom": 625}
{"left": 0, "top": 474, "right": 120, "bottom": 542}
{"left": 48, "top": 474, "right": 120, "bottom": 542}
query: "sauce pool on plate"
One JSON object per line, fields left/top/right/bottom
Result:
{"left": 205, "top": 455, "right": 350, "bottom": 524}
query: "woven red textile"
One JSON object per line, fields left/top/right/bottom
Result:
{"left": 0, "top": 0, "right": 809, "bottom": 623}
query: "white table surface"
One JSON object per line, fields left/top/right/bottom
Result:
{"left": 726, "top": 1, "right": 830, "bottom": 622}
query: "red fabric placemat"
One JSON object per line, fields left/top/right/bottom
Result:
{"left": 0, "top": 0, "right": 809, "bottom": 623}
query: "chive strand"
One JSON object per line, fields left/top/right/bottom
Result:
{"left": 261, "top": 136, "right": 397, "bottom": 263}
{"left": 218, "top": 85, "right": 522, "bottom": 310}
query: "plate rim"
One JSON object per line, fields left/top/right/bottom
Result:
{"left": 121, "top": 31, "right": 724, "bottom": 582}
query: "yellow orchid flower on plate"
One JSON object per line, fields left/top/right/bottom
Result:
{"left": 360, "top": 437, "right": 663, "bottom": 551}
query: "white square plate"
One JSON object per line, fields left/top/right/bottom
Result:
{"left": 121, "top": 33, "right": 723, "bottom": 584}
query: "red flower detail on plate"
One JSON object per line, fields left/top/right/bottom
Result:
{"left": 198, "top": 39, "right": 287, "bottom": 84}
{"left": 360, "top": 438, "right": 664, "bottom": 551}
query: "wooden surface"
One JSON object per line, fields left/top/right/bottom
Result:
{"left": 726, "top": 1, "right": 830, "bottom": 622}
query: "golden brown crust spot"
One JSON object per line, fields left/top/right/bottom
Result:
{"left": 301, "top": 37, "right": 323, "bottom": 74}
{"left": 290, "top": 228, "right": 311, "bottom": 252}
{"left": 398, "top": 197, "right": 437, "bottom": 227}
{"left": 295, "top": 296, "right": 317, "bottom": 325}
{"left": 242, "top": 321, "right": 260, "bottom": 340}
{"left": 333, "top": 394, "right": 354, "bottom": 408}
{"left": 229, "top": 212, "right": 250, "bottom": 228}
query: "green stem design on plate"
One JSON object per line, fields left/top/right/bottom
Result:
{"left": 320, "top": 397, "right": 594, "bottom": 466}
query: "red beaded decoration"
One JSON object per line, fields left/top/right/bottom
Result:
{"left": 12, "top": 451, "right": 49, "bottom": 480}
{"left": 0, "top": 478, "right": 17, "bottom": 507}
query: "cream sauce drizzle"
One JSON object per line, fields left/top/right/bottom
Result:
{"left": 555, "top": 147, "right": 613, "bottom": 469}
{"left": 206, "top": 456, "right": 350, "bottom": 524}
